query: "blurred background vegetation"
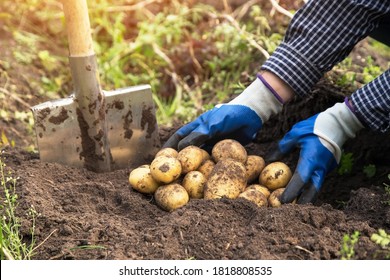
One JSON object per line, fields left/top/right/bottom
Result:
{"left": 0, "top": 0, "right": 389, "bottom": 151}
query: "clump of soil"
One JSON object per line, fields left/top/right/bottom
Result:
{"left": 3, "top": 84, "right": 389, "bottom": 260}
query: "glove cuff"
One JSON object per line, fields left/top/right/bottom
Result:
{"left": 314, "top": 99, "right": 364, "bottom": 162}
{"left": 228, "top": 75, "right": 283, "bottom": 123}
{"left": 256, "top": 74, "right": 285, "bottom": 104}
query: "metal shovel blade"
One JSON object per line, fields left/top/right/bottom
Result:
{"left": 31, "top": 85, "right": 161, "bottom": 171}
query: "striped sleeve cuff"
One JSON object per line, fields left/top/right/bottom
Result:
{"left": 261, "top": 42, "right": 324, "bottom": 97}
{"left": 350, "top": 70, "right": 390, "bottom": 133}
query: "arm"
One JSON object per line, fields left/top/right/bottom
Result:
{"left": 271, "top": 70, "right": 390, "bottom": 204}
{"left": 350, "top": 69, "right": 390, "bottom": 133}
{"left": 262, "top": 0, "right": 390, "bottom": 97}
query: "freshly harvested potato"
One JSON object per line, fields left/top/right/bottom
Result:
{"left": 155, "top": 147, "right": 178, "bottom": 158}
{"left": 259, "top": 162, "right": 292, "bottom": 191}
{"left": 154, "top": 183, "right": 189, "bottom": 212}
{"left": 211, "top": 139, "right": 247, "bottom": 164}
{"left": 245, "top": 155, "right": 266, "bottom": 183}
{"left": 239, "top": 188, "right": 268, "bottom": 207}
{"left": 150, "top": 156, "right": 182, "bottom": 184}
{"left": 129, "top": 165, "right": 160, "bottom": 194}
{"left": 177, "top": 145, "right": 204, "bottom": 174}
{"left": 197, "top": 159, "right": 215, "bottom": 179}
{"left": 200, "top": 149, "right": 211, "bottom": 163}
{"left": 246, "top": 184, "right": 271, "bottom": 198}
{"left": 182, "top": 171, "right": 207, "bottom": 199}
{"left": 204, "top": 158, "right": 247, "bottom": 199}
{"left": 268, "top": 188, "right": 285, "bottom": 208}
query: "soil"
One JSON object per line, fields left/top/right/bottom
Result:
{"left": 1, "top": 0, "right": 390, "bottom": 261}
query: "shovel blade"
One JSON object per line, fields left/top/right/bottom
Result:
{"left": 31, "top": 85, "right": 161, "bottom": 171}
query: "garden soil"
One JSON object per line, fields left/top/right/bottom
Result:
{"left": 1, "top": 0, "right": 390, "bottom": 261}
{"left": 3, "top": 83, "right": 390, "bottom": 260}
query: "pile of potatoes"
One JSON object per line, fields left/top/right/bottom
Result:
{"left": 129, "top": 139, "right": 293, "bottom": 212}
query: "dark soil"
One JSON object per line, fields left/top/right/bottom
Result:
{"left": 3, "top": 85, "right": 389, "bottom": 260}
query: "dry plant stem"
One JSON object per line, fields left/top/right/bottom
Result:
{"left": 2, "top": 247, "right": 15, "bottom": 260}
{"left": 6, "top": 126, "right": 31, "bottom": 147}
{"left": 106, "top": 0, "right": 162, "bottom": 12}
{"left": 0, "top": 71, "right": 30, "bottom": 109}
{"left": 141, "top": 7, "right": 156, "bottom": 20}
{"left": 269, "top": 0, "right": 293, "bottom": 19}
{"left": 295, "top": 245, "right": 313, "bottom": 255}
{"left": 210, "top": 13, "right": 270, "bottom": 59}
{"left": 152, "top": 43, "right": 202, "bottom": 111}
{"left": 233, "top": 0, "right": 262, "bottom": 21}
{"left": 188, "top": 42, "right": 203, "bottom": 73}
{"left": 30, "top": 229, "right": 58, "bottom": 255}
{"left": 222, "top": 0, "right": 232, "bottom": 14}
{"left": 0, "top": 88, "right": 31, "bottom": 109}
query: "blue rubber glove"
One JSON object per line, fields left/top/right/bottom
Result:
{"left": 163, "top": 74, "right": 284, "bottom": 150}
{"left": 268, "top": 98, "right": 364, "bottom": 204}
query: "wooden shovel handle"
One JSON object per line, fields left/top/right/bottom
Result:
{"left": 62, "top": 0, "right": 94, "bottom": 57}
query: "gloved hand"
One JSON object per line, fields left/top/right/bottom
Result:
{"left": 163, "top": 74, "right": 284, "bottom": 150}
{"left": 268, "top": 97, "right": 364, "bottom": 204}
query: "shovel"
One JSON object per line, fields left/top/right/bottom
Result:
{"left": 31, "top": 0, "right": 160, "bottom": 172}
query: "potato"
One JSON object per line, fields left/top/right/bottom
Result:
{"left": 200, "top": 149, "right": 211, "bottom": 163}
{"left": 154, "top": 183, "right": 189, "bottom": 212}
{"left": 259, "top": 162, "right": 292, "bottom": 191}
{"left": 150, "top": 156, "right": 182, "bottom": 184}
{"left": 182, "top": 171, "right": 207, "bottom": 199}
{"left": 129, "top": 165, "right": 160, "bottom": 194}
{"left": 211, "top": 139, "right": 247, "bottom": 164}
{"left": 246, "top": 184, "right": 271, "bottom": 198}
{"left": 239, "top": 188, "right": 268, "bottom": 207}
{"left": 155, "top": 147, "right": 178, "bottom": 158}
{"left": 245, "top": 155, "right": 266, "bottom": 183}
{"left": 268, "top": 188, "right": 285, "bottom": 208}
{"left": 197, "top": 159, "right": 215, "bottom": 179}
{"left": 204, "top": 158, "right": 247, "bottom": 199}
{"left": 177, "top": 145, "right": 204, "bottom": 174}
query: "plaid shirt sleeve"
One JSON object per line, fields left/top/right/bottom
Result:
{"left": 261, "top": 0, "right": 390, "bottom": 132}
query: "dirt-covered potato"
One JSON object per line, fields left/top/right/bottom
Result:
{"left": 129, "top": 165, "right": 160, "bottom": 194}
{"left": 200, "top": 149, "right": 211, "bottom": 163}
{"left": 211, "top": 139, "right": 247, "bottom": 164}
{"left": 154, "top": 183, "right": 189, "bottom": 212}
{"left": 245, "top": 155, "right": 266, "bottom": 183}
{"left": 182, "top": 171, "right": 207, "bottom": 199}
{"left": 177, "top": 145, "right": 204, "bottom": 174}
{"left": 197, "top": 159, "right": 215, "bottom": 179}
{"left": 204, "top": 158, "right": 247, "bottom": 199}
{"left": 246, "top": 184, "right": 271, "bottom": 198}
{"left": 150, "top": 156, "right": 182, "bottom": 184}
{"left": 268, "top": 188, "right": 285, "bottom": 208}
{"left": 155, "top": 147, "right": 178, "bottom": 158}
{"left": 259, "top": 162, "right": 292, "bottom": 191}
{"left": 239, "top": 188, "right": 268, "bottom": 207}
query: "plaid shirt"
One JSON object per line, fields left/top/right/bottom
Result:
{"left": 261, "top": 0, "right": 390, "bottom": 133}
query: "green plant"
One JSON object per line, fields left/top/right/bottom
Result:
{"left": 362, "top": 56, "right": 383, "bottom": 84}
{"left": 338, "top": 152, "right": 354, "bottom": 175}
{"left": 0, "top": 155, "right": 38, "bottom": 260}
{"left": 371, "top": 229, "right": 390, "bottom": 259}
{"left": 0, "top": 0, "right": 291, "bottom": 130}
{"left": 0, "top": 130, "right": 15, "bottom": 148}
{"left": 363, "top": 164, "right": 376, "bottom": 178}
{"left": 340, "top": 231, "right": 360, "bottom": 260}
{"left": 371, "top": 229, "right": 390, "bottom": 248}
